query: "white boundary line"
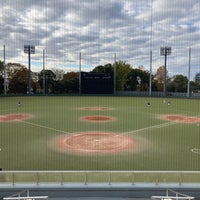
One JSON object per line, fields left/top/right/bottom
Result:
{"left": 20, "top": 120, "right": 177, "bottom": 136}
{"left": 20, "top": 120, "right": 69, "bottom": 134}
{"left": 123, "top": 121, "right": 177, "bottom": 135}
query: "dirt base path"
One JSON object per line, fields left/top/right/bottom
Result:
{"left": 159, "top": 114, "right": 200, "bottom": 123}
{"left": 0, "top": 113, "right": 32, "bottom": 122}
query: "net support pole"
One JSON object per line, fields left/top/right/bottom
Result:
{"left": 43, "top": 49, "right": 46, "bottom": 95}
{"left": 149, "top": 49, "right": 152, "bottom": 96}
{"left": 3, "top": 45, "right": 6, "bottom": 95}
{"left": 187, "top": 47, "right": 191, "bottom": 97}
{"left": 79, "top": 52, "right": 81, "bottom": 95}
{"left": 114, "top": 53, "right": 116, "bottom": 95}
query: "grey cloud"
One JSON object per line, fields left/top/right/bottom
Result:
{"left": 0, "top": 0, "right": 199, "bottom": 78}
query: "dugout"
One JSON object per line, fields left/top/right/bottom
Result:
{"left": 81, "top": 72, "right": 113, "bottom": 94}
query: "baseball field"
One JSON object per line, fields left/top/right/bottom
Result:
{"left": 0, "top": 96, "right": 199, "bottom": 173}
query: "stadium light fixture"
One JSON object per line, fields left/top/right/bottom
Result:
{"left": 160, "top": 47, "right": 171, "bottom": 97}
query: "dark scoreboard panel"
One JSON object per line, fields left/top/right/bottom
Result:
{"left": 81, "top": 72, "right": 113, "bottom": 94}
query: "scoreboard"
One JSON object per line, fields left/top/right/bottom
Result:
{"left": 81, "top": 72, "right": 113, "bottom": 94}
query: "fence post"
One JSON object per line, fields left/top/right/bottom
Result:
{"left": 132, "top": 172, "right": 135, "bottom": 185}
{"left": 12, "top": 172, "right": 15, "bottom": 185}
{"left": 84, "top": 172, "right": 87, "bottom": 185}
{"left": 155, "top": 174, "right": 159, "bottom": 185}
{"left": 36, "top": 172, "right": 39, "bottom": 185}
{"left": 108, "top": 172, "right": 111, "bottom": 185}
{"left": 60, "top": 172, "right": 64, "bottom": 185}
{"left": 179, "top": 173, "right": 182, "bottom": 185}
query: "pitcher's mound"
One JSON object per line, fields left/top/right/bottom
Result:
{"left": 50, "top": 132, "right": 136, "bottom": 155}
{"left": 80, "top": 115, "right": 115, "bottom": 123}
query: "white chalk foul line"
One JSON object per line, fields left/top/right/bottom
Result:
{"left": 20, "top": 120, "right": 69, "bottom": 134}
{"left": 123, "top": 121, "right": 177, "bottom": 135}
{"left": 20, "top": 120, "right": 177, "bottom": 136}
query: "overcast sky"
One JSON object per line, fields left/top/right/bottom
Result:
{"left": 0, "top": 0, "right": 200, "bottom": 79}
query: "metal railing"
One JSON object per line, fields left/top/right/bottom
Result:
{"left": 0, "top": 171, "right": 200, "bottom": 186}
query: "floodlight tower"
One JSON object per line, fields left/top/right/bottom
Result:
{"left": 160, "top": 47, "right": 171, "bottom": 97}
{"left": 24, "top": 45, "right": 35, "bottom": 95}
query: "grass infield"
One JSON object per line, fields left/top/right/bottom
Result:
{"left": 0, "top": 96, "right": 199, "bottom": 182}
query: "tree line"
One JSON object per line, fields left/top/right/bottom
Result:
{"left": 0, "top": 60, "right": 199, "bottom": 94}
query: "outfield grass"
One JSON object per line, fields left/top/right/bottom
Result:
{"left": 0, "top": 96, "right": 199, "bottom": 171}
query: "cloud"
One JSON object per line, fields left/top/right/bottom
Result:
{"left": 0, "top": 0, "right": 199, "bottom": 79}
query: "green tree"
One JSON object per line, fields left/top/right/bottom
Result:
{"left": 51, "top": 68, "right": 65, "bottom": 80}
{"left": 6, "top": 63, "right": 27, "bottom": 81}
{"left": 194, "top": 72, "right": 200, "bottom": 83}
{"left": 0, "top": 76, "right": 3, "bottom": 94}
{"left": 128, "top": 68, "right": 150, "bottom": 91}
{"left": 62, "top": 71, "right": 79, "bottom": 93}
{"left": 0, "top": 60, "right": 4, "bottom": 93}
{"left": 92, "top": 63, "right": 113, "bottom": 74}
{"left": 38, "top": 69, "right": 56, "bottom": 94}
{"left": 114, "top": 61, "right": 132, "bottom": 91}
{"left": 63, "top": 72, "right": 79, "bottom": 80}
{"left": 0, "top": 60, "right": 3, "bottom": 75}
{"left": 8, "top": 67, "right": 29, "bottom": 93}
{"left": 190, "top": 81, "right": 200, "bottom": 93}
{"left": 167, "top": 74, "right": 188, "bottom": 92}
{"left": 6, "top": 63, "right": 37, "bottom": 94}
{"left": 62, "top": 78, "right": 79, "bottom": 93}
{"left": 92, "top": 65, "right": 105, "bottom": 73}
{"left": 154, "top": 65, "right": 169, "bottom": 91}
{"left": 189, "top": 72, "right": 200, "bottom": 93}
